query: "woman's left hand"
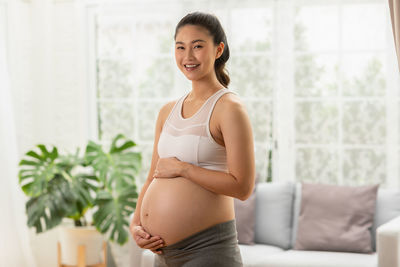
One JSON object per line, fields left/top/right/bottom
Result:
{"left": 153, "top": 157, "right": 186, "bottom": 178}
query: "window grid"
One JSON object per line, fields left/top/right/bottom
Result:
{"left": 88, "top": 0, "right": 399, "bottom": 187}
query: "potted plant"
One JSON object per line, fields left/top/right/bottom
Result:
{"left": 18, "top": 134, "right": 141, "bottom": 265}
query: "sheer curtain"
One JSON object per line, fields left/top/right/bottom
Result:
{"left": 389, "top": 0, "right": 400, "bottom": 70}
{"left": 0, "top": 13, "right": 37, "bottom": 267}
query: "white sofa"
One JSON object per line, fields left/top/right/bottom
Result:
{"left": 129, "top": 182, "right": 400, "bottom": 267}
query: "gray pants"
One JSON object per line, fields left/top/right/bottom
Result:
{"left": 153, "top": 219, "right": 243, "bottom": 267}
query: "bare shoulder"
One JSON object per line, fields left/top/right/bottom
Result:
{"left": 157, "top": 99, "right": 177, "bottom": 125}
{"left": 159, "top": 100, "right": 177, "bottom": 116}
{"left": 215, "top": 91, "right": 246, "bottom": 116}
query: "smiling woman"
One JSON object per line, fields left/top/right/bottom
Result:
{"left": 130, "top": 11, "right": 255, "bottom": 267}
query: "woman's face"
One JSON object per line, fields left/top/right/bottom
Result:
{"left": 174, "top": 25, "right": 224, "bottom": 82}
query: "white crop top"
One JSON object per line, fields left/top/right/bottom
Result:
{"left": 157, "top": 88, "right": 236, "bottom": 172}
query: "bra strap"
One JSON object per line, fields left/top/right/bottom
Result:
{"left": 205, "top": 88, "right": 238, "bottom": 124}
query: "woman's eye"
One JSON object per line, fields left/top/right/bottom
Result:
{"left": 194, "top": 45, "right": 202, "bottom": 49}
{"left": 177, "top": 46, "right": 184, "bottom": 50}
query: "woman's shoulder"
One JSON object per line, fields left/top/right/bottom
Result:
{"left": 214, "top": 90, "right": 251, "bottom": 135}
{"left": 213, "top": 90, "right": 248, "bottom": 122}
{"left": 158, "top": 99, "right": 178, "bottom": 120}
{"left": 217, "top": 89, "right": 244, "bottom": 110}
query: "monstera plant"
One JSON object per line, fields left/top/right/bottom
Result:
{"left": 18, "top": 134, "right": 141, "bottom": 245}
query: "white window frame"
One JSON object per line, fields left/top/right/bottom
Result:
{"left": 82, "top": 0, "right": 400, "bottom": 188}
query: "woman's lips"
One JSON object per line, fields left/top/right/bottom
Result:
{"left": 184, "top": 64, "right": 200, "bottom": 71}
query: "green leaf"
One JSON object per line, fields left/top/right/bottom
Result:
{"left": 93, "top": 185, "right": 138, "bottom": 245}
{"left": 18, "top": 145, "right": 60, "bottom": 196}
{"left": 25, "top": 176, "right": 74, "bottom": 233}
{"left": 18, "top": 134, "right": 141, "bottom": 245}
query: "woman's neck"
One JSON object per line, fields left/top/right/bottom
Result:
{"left": 188, "top": 76, "right": 225, "bottom": 101}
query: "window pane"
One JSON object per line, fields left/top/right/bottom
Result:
{"left": 296, "top": 148, "right": 339, "bottom": 184}
{"left": 97, "top": 59, "right": 133, "bottom": 99}
{"left": 342, "top": 4, "right": 386, "bottom": 50}
{"left": 98, "top": 101, "right": 134, "bottom": 140}
{"left": 342, "top": 149, "right": 386, "bottom": 186}
{"left": 341, "top": 54, "right": 386, "bottom": 96}
{"left": 295, "top": 101, "right": 338, "bottom": 144}
{"left": 295, "top": 54, "right": 339, "bottom": 97}
{"left": 244, "top": 100, "right": 272, "bottom": 143}
{"left": 97, "top": 21, "right": 134, "bottom": 59}
{"left": 137, "top": 56, "right": 175, "bottom": 98}
{"left": 342, "top": 101, "right": 386, "bottom": 145}
{"left": 137, "top": 101, "right": 163, "bottom": 142}
{"left": 230, "top": 55, "right": 274, "bottom": 97}
{"left": 295, "top": 6, "right": 339, "bottom": 52}
{"left": 230, "top": 8, "right": 273, "bottom": 52}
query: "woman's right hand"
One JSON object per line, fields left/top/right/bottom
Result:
{"left": 130, "top": 224, "right": 165, "bottom": 255}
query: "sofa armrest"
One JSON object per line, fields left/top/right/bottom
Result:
{"left": 377, "top": 215, "right": 400, "bottom": 267}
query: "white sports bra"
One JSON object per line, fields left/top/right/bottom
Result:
{"left": 157, "top": 88, "right": 237, "bottom": 172}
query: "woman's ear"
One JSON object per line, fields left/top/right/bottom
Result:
{"left": 216, "top": 42, "right": 225, "bottom": 59}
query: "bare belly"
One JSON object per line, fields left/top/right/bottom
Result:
{"left": 140, "top": 177, "right": 234, "bottom": 246}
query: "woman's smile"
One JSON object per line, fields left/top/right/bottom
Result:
{"left": 184, "top": 64, "right": 200, "bottom": 71}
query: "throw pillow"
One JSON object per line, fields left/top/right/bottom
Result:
{"left": 255, "top": 181, "right": 295, "bottom": 249}
{"left": 233, "top": 172, "right": 259, "bottom": 245}
{"left": 294, "top": 182, "right": 379, "bottom": 253}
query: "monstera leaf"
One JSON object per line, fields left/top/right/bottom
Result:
{"left": 18, "top": 145, "right": 59, "bottom": 197}
{"left": 93, "top": 186, "right": 138, "bottom": 244}
{"left": 19, "top": 145, "right": 99, "bottom": 232}
{"left": 18, "top": 134, "right": 141, "bottom": 245}
{"left": 84, "top": 134, "right": 141, "bottom": 244}
{"left": 85, "top": 134, "right": 141, "bottom": 189}
{"left": 58, "top": 149, "right": 99, "bottom": 221}
{"left": 25, "top": 175, "right": 75, "bottom": 232}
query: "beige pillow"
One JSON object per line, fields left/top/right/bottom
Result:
{"left": 233, "top": 173, "right": 260, "bottom": 245}
{"left": 234, "top": 190, "right": 256, "bottom": 245}
{"left": 294, "top": 182, "right": 379, "bottom": 253}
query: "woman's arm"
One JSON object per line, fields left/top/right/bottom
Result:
{"left": 154, "top": 94, "right": 256, "bottom": 201}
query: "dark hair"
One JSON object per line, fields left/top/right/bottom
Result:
{"left": 174, "top": 11, "right": 230, "bottom": 88}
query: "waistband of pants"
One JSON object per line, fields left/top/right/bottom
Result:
{"left": 161, "top": 219, "right": 237, "bottom": 251}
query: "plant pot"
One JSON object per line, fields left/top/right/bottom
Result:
{"left": 58, "top": 226, "right": 105, "bottom": 266}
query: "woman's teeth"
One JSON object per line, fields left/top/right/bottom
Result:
{"left": 185, "top": 64, "right": 199, "bottom": 71}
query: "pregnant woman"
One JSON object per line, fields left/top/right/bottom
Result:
{"left": 130, "top": 11, "right": 255, "bottom": 267}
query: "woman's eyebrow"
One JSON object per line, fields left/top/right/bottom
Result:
{"left": 175, "top": 39, "right": 206, "bottom": 45}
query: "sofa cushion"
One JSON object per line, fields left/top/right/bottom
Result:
{"left": 291, "top": 182, "right": 302, "bottom": 248}
{"left": 371, "top": 188, "right": 400, "bottom": 251}
{"left": 141, "top": 249, "right": 155, "bottom": 267}
{"left": 292, "top": 184, "right": 400, "bottom": 251}
{"left": 234, "top": 192, "right": 256, "bottom": 244}
{"left": 254, "top": 182, "right": 294, "bottom": 249}
{"left": 294, "top": 182, "right": 379, "bottom": 253}
{"left": 234, "top": 173, "right": 259, "bottom": 245}
{"left": 238, "top": 244, "right": 284, "bottom": 267}
{"left": 260, "top": 250, "right": 377, "bottom": 267}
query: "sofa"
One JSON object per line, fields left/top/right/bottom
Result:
{"left": 129, "top": 182, "right": 400, "bottom": 267}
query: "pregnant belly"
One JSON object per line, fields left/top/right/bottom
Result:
{"left": 140, "top": 177, "right": 234, "bottom": 246}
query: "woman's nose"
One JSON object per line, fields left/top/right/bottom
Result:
{"left": 184, "top": 48, "right": 195, "bottom": 60}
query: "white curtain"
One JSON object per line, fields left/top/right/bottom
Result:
{"left": 389, "top": 0, "right": 400, "bottom": 71}
{"left": 0, "top": 18, "right": 37, "bottom": 267}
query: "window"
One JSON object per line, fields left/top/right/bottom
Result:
{"left": 87, "top": 0, "right": 399, "bottom": 187}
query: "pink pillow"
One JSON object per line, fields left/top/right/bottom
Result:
{"left": 233, "top": 173, "right": 259, "bottom": 245}
{"left": 294, "top": 182, "right": 379, "bottom": 253}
